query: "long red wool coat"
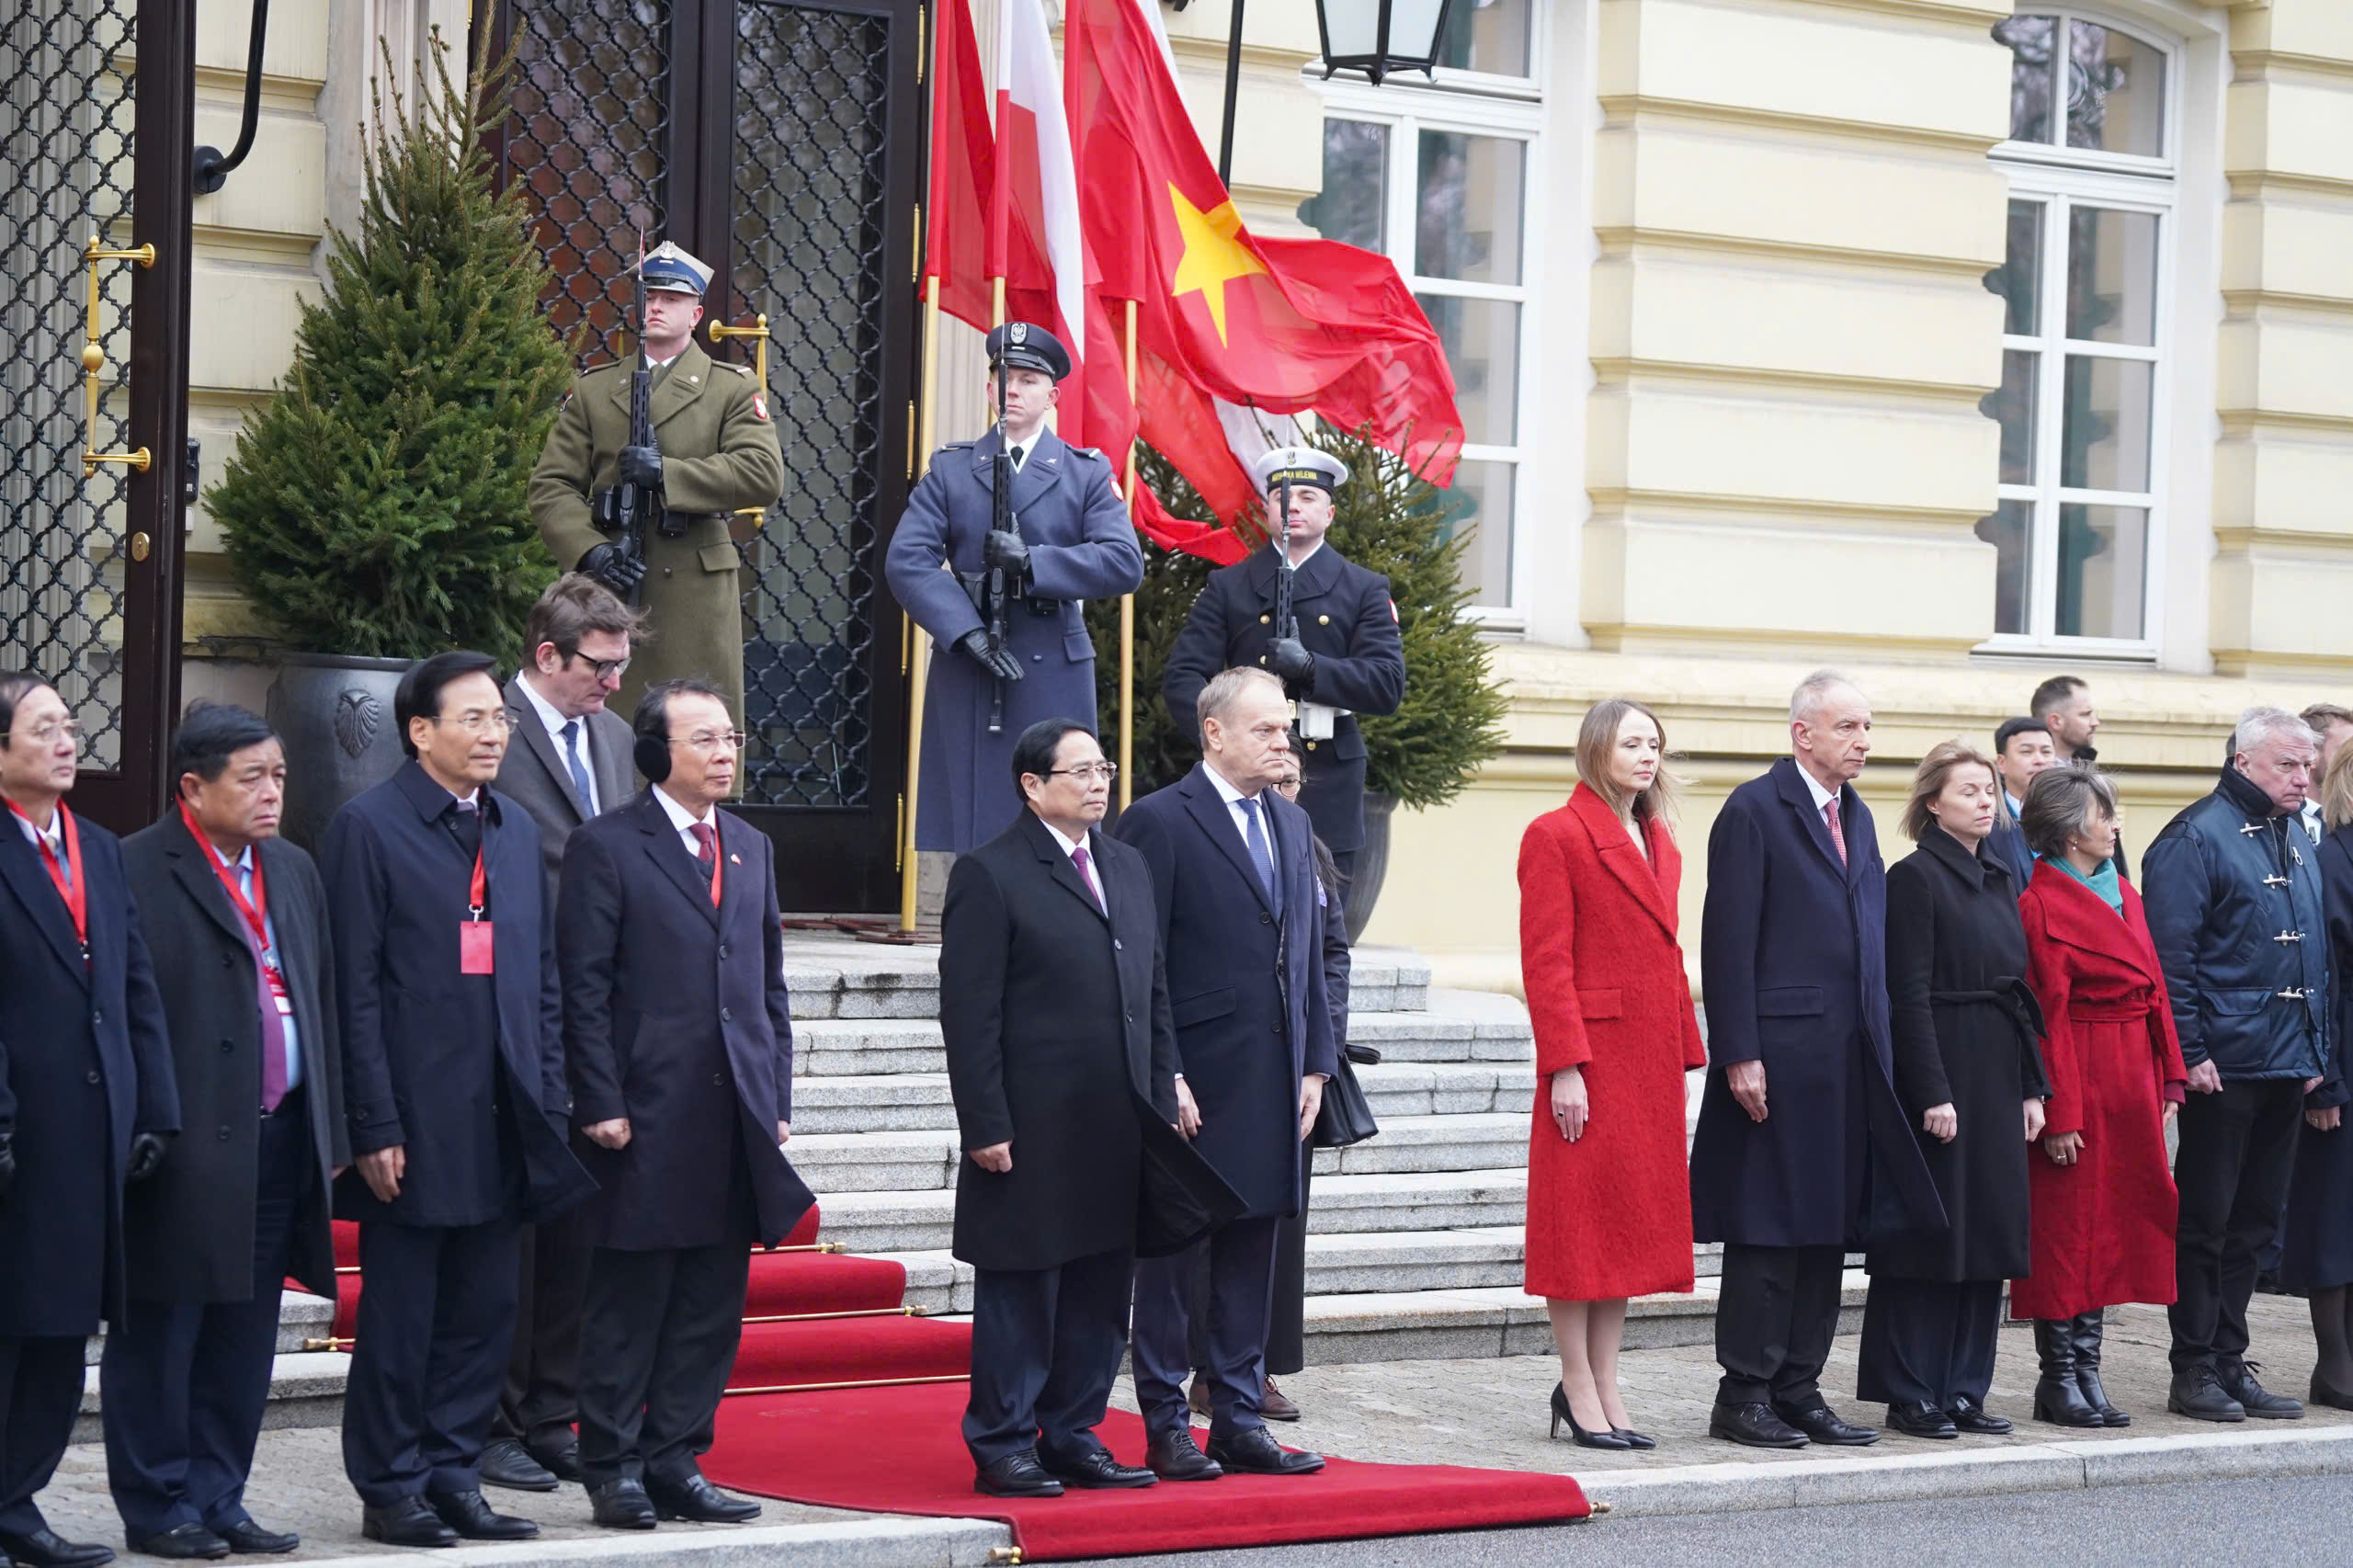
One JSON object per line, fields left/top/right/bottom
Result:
{"left": 2009, "top": 860, "right": 2188, "bottom": 1320}
{"left": 1519, "top": 785, "right": 1707, "bottom": 1301}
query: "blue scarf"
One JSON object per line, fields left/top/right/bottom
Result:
{"left": 2042, "top": 852, "right": 2123, "bottom": 914}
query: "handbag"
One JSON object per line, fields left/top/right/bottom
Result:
{"left": 1311, "top": 1051, "right": 1380, "bottom": 1149}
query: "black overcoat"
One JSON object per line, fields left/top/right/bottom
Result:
{"left": 1867, "top": 826, "right": 2051, "bottom": 1282}
{"left": 2283, "top": 824, "right": 2353, "bottom": 1290}
{"left": 321, "top": 763, "right": 593, "bottom": 1228}
{"left": 0, "top": 810, "right": 178, "bottom": 1335}
{"left": 941, "top": 811, "right": 1188, "bottom": 1271}
{"left": 1691, "top": 758, "right": 1945, "bottom": 1249}
{"left": 1115, "top": 765, "right": 1338, "bottom": 1218}
{"left": 119, "top": 812, "right": 349, "bottom": 1302}
{"left": 558, "top": 791, "right": 813, "bottom": 1250}
{"left": 1162, "top": 544, "right": 1405, "bottom": 856}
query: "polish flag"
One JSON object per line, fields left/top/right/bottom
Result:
{"left": 989, "top": 0, "right": 1089, "bottom": 442}
{"left": 922, "top": 0, "right": 992, "bottom": 330}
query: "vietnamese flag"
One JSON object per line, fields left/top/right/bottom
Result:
{"left": 922, "top": 0, "right": 991, "bottom": 330}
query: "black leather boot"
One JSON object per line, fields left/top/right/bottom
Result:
{"left": 2071, "top": 1312, "right": 2127, "bottom": 1426}
{"left": 2031, "top": 1319, "right": 2100, "bottom": 1427}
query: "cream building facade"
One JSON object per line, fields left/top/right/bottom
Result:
{"left": 184, "top": 0, "right": 2353, "bottom": 988}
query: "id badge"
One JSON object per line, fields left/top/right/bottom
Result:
{"left": 265, "top": 963, "right": 294, "bottom": 1016}
{"left": 459, "top": 921, "right": 495, "bottom": 975}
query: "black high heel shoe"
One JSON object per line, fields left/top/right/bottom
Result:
{"left": 1611, "top": 1426, "right": 1658, "bottom": 1449}
{"left": 1549, "top": 1383, "right": 1631, "bottom": 1449}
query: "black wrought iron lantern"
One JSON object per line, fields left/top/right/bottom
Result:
{"left": 1314, "top": 0, "right": 1461, "bottom": 85}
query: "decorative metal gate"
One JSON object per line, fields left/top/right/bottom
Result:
{"left": 492, "top": 0, "right": 918, "bottom": 912}
{"left": 0, "top": 0, "right": 195, "bottom": 831}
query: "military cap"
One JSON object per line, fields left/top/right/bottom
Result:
{"left": 985, "top": 321, "right": 1072, "bottom": 381}
{"left": 1252, "top": 446, "right": 1349, "bottom": 495}
{"left": 639, "top": 241, "right": 713, "bottom": 297}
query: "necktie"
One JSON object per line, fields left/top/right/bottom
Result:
{"left": 1824, "top": 798, "right": 1848, "bottom": 867}
{"left": 1240, "top": 796, "right": 1279, "bottom": 910}
{"left": 688, "top": 823, "right": 720, "bottom": 904}
{"left": 1008, "top": 444, "right": 1025, "bottom": 470}
{"left": 240, "top": 860, "right": 291, "bottom": 1114}
{"left": 560, "top": 719, "right": 595, "bottom": 812}
{"left": 1071, "top": 843, "right": 1105, "bottom": 914}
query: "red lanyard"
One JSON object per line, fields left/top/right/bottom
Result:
{"left": 468, "top": 836, "right": 487, "bottom": 919}
{"left": 8, "top": 796, "right": 87, "bottom": 950}
{"left": 178, "top": 800, "right": 270, "bottom": 948}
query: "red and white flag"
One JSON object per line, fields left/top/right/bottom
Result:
{"left": 990, "top": 0, "right": 1091, "bottom": 441}
{"left": 922, "top": 0, "right": 992, "bottom": 330}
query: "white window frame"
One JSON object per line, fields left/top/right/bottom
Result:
{"left": 1316, "top": 21, "right": 1546, "bottom": 622}
{"left": 1981, "top": 7, "right": 2182, "bottom": 661}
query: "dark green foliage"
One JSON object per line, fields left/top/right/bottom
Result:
{"left": 206, "top": 21, "right": 575, "bottom": 664}
{"left": 1090, "top": 429, "right": 1507, "bottom": 810}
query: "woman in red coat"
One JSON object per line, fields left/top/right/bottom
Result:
{"left": 2012, "top": 766, "right": 2188, "bottom": 1427}
{"left": 1519, "top": 697, "right": 1706, "bottom": 1449}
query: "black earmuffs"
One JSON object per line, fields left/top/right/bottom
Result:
{"left": 633, "top": 729, "right": 671, "bottom": 784}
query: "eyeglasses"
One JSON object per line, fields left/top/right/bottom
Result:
{"left": 1275, "top": 778, "right": 1302, "bottom": 795}
{"left": 677, "top": 730, "right": 747, "bottom": 754}
{"left": 432, "top": 710, "right": 512, "bottom": 736}
{"left": 1045, "top": 763, "right": 1119, "bottom": 783}
{"left": 564, "top": 651, "right": 631, "bottom": 682}
{"left": 5, "top": 720, "right": 85, "bottom": 749}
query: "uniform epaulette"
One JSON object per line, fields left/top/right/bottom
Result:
{"left": 723, "top": 362, "right": 753, "bottom": 376}
{"left": 1070, "top": 446, "right": 1106, "bottom": 462}
{"left": 941, "top": 441, "right": 973, "bottom": 451}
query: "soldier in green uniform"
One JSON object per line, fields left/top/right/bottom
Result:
{"left": 529, "top": 242, "right": 784, "bottom": 726}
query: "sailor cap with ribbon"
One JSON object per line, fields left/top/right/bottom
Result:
{"left": 1251, "top": 446, "right": 1349, "bottom": 495}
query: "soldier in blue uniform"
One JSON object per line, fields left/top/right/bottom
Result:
{"left": 885, "top": 324, "right": 1142, "bottom": 852}
{"left": 1163, "top": 448, "right": 1405, "bottom": 883}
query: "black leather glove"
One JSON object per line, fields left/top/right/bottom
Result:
{"left": 955, "top": 629, "right": 1024, "bottom": 683}
{"left": 1268, "top": 636, "right": 1316, "bottom": 690}
{"left": 578, "top": 543, "right": 647, "bottom": 596}
{"left": 0, "top": 1131, "right": 14, "bottom": 1200}
{"left": 983, "top": 528, "right": 1029, "bottom": 581}
{"left": 126, "top": 1132, "right": 170, "bottom": 1184}
{"left": 619, "top": 444, "right": 665, "bottom": 488}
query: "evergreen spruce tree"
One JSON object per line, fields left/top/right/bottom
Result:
{"left": 207, "top": 24, "right": 574, "bottom": 665}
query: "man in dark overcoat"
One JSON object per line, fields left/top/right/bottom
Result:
{"left": 1118, "top": 668, "right": 1336, "bottom": 1481}
{"left": 322, "top": 653, "right": 593, "bottom": 1547}
{"left": 1692, "top": 671, "right": 1943, "bottom": 1450}
{"left": 107, "top": 704, "right": 347, "bottom": 1558}
{"left": 482, "top": 575, "right": 641, "bottom": 1494}
{"left": 0, "top": 671, "right": 178, "bottom": 1568}
{"left": 942, "top": 721, "right": 1181, "bottom": 1498}
{"left": 1163, "top": 449, "right": 1404, "bottom": 882}
{"left": 560, "top": 680, "right": 812, "bottom": 1530}
{"left": 883, "top": 324, "right": 1143, "bottom": 852}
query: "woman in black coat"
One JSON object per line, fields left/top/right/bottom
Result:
{"left": 2287, "top": 744, "right": 2353, "bottom": 1409}
{"left": 1858, "top": 742, "right": 2050, "bottom": 1438}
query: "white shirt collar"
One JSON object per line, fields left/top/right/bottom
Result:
{"left": 11, "top": 809, "right": 59, "bottom": 850}
{"left": 1004, "top": 426, "right": 1045, "bottom": 469}
{"left": 1795, "top": 760, "right": 1842, "bottom": 817}
{"left": 1204, "top": 763, "right": 1258, "bottom": 808}
{"left": 652, "top": 783, "right": 712, "bottom": 831}
{"left": 1284, "top": 539, "right": 1324, "bottom": 570}
{"left": 645, "top": 349, "right": 682, "bottom": 371}
{"left": 516, "top": 674, "right": 580, "bottom": 750}
{"left": 1036, "top": 816, "right": 1088, "bottom": 858}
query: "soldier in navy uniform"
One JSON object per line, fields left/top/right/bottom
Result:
{"left": 1163, "top": 449, "right": 1405, "bottom": 884}
{"left": 883, "top": 324, "right": 1143, "bottom": 852}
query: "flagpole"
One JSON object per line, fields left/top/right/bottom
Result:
{"left": 1120, "top": 297, "right": 1138, "bottom": 812}
{"left": 900, "top": 275, "right": 942, "bottom": 934}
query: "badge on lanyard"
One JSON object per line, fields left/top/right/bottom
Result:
{"left": 460, "top": 839, "right": 494, "bottom": 974}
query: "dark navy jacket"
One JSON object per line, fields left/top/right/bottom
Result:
{"left": 2142, "top": 766, "right": 2330, "bottom": 1083}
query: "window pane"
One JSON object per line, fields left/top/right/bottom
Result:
{"left": 1415, "top": 293, "right": 1519, "bottom": 446}
{"left": 2068, "top": 22, "right": 2165, "bottom": 158}
{"left": 1986, "top": 199, "right": 2043, "bottom": 335}
{"left": 1984, "top": 350, "right": 2038, "bottom": 486}
{"left": 1436, "top": 459, "right": 1512, "bottom": 605}
{"left": 1304, "top": 119, "right": 1389, "bottom": 251}
{"left": 1436, "top": 0, "right": 1531, "bottom": 77}
{"left": 2066, "top": 207, "right": 2158, "bottom": 346}
{"left": 1416, "top": 132, "right": 1524, "bottom": 285}
{"left": 1973, "top": 500, "right": 2033, "bottom": 636}
{"left": 2055, "top": 503, "right": 2149, "bottom": 640}
{"left": 1993, "top": 16, "right": 2058, "bottom": 145}
{"left": 2062, "top": 357, "right": 2154, "bottom": 492}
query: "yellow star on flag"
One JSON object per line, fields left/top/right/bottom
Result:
{"left": 1168, "top": 184, "right": 1267, "bottom": 347}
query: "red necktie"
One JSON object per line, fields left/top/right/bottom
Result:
{"left": 689, "top": 822, "right": 721, "bottom": 906}
{"left": 1071, "top": 843, "right": 1105, "bottom": 913}
{"left": 1824, "top": 799, "right": 1848, "bottom": 866}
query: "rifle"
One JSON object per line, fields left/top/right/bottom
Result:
{"left": 1271, "top": 475, "right": 1300, "bottom": 685}
{"left": 983, "top": 357, "right": 1018, "bottom": 735}
{"left": 609, "top": 233, "right": 657, "bottom": 608}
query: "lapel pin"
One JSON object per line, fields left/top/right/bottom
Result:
{"left": 730, "top": 853, "right": 742, "bottom": 864}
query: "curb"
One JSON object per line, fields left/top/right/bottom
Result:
{"left": 1585, "top": 1425, "right": 2353, "bottom": 1518}
{"left": 261, "top": 1517, "right": 1012, "bottom": 1568}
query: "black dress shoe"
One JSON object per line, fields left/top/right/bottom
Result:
{"left": 588, "top": 1479, "right": 657, "bottom": 1529}
{"left": 646, "top": 1471, "right": 761, "bottom": 1523}
{"left": 1708, "top": 1401, "right": 1807, "bottom": 1449}
{"left": 127, "top": 1527, "right": 225, "bottom": 1562}
{"left": 2166, "top": 1366, "right": 2245, "bottom": 1423}
{"left": 480, "top": 1438, "right": 560, "bottom": 1494}
{"left": 1040, "top": 1449, "right": 1157, "bottom": 1489}
{"left": 1776, "top": 1402, "right": 1879, "bottom": 1446}
{"left": 0, "top": 1531, "right": 114, "bottom": 1568}
{"left": 2218, "top": 1359, "right": 2304, "bottom": 1419}
{"left": 208, "top": 1521, "right": 296, "bottom": 1557}
{"left": 1205, "top": 1426, "right": 1325, "bottom": 1475}
{"left": 1946, "top": 1395, "right": 2012, "bottom": 1435}
{"left": 1885, "top": 1402, "right": 1958, "bottom": 1439}
{"left": 1144, "top": 1428, "right": 1222, "bottom": 1482}
{"left": 426, "top": 1489, "right": 540, "bottom": 1540}
{"left": 359, "top": 1499, "right": 457, "bottom": 1549}
{"left": 528, "top": 1438, "right": 584, "bottom": 1484}
{"left": 973, "top": 1451, "right": 1063, "bottom": 1498}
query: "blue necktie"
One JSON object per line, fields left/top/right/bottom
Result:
{"left": 561, "top": 719, "right": 595, "bottom": 812}
{"left": 1239, "top": 795, "right": 1279, "bottom": 911}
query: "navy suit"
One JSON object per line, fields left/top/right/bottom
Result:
{"left": 1691, "top": 757, "right": 1943, "bottom": 1410}
{"left": 1117, "top": 765, "right": 1336, "bottom": 1439}
{"left": 0, "top": 805, "right": 176, "bottom": 1540}
{"left": 321, "top": 763, "right": 592, "bottom": 1506}
{"left": 884, "top": 427, "right": 1142, "bottom": 851}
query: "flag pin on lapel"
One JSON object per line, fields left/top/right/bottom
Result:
{"left": 730, "top": 853, "right": 742, "bottom": 864}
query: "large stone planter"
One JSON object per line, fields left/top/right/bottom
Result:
{"left": 267, "top": 652, "right": 410, "bottom": 852}
{"left": 1342, "top": 790, "right": 1396, "bottom": 944}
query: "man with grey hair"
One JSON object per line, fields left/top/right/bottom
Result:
{"left": 2143, "top": 706, "right": 2329, "bottom": 1421}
